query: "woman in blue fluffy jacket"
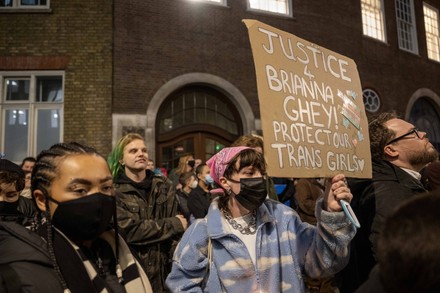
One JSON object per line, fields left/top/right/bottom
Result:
{"left": 166, "top": 146, "right": 356, "bottom": 292}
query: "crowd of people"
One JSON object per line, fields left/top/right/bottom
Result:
{"left": 0, "top": 111, "right": 439, "bottom": 292}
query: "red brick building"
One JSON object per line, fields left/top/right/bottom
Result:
{"left": 113, "top": 0, "right": 440, "bottom": 170}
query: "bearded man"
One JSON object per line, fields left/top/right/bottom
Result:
{"left": 338, "top": 112, "right": 439, "bottom": 292}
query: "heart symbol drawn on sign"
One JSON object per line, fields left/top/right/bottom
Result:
{"left": 357, "top": 159, "right": 365, "bottom": 171}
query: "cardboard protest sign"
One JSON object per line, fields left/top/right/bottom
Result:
{"left": 244, "top": 19, "right": 372, "bottom": 179}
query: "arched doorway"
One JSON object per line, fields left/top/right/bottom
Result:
{"left": 409, "top": 97, "right": 440, "bottom": 152}
{"left": 156, "top": 85, "right": 242, "bottom": 172}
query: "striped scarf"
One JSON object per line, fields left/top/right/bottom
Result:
{"left": 54, "top": 228, "right": 152, "bottom": 293}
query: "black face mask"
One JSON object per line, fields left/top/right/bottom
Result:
{"left": 187, "top": 160, "right": 195, "bottom": 168}
{"left": 49, "top": 193, "right": 115, "bottom": 241}
{"left": 0, "top": 200, "right": 19, "bottom": 216}
{"left": 229, "top": 177, "right": 267, "bottom": 211}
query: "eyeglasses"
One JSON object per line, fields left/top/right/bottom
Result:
{"left": 386, "top": 128, "right": 423, "bottom": 145}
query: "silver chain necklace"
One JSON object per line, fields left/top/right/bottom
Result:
{"left": 222, "top": 209, "right": 257, "bottom": 235}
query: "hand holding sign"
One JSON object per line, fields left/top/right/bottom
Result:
{"left": 324, "top": 174, "right": 352, "bottom": 212}
{"left": 320, "top": 174, "right": 359, "bottom": 227}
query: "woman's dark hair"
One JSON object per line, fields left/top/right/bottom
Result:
{"left": 20, "top": 156, "right": 36, "bottom": 167}
{"left": 31, "top": 142, "right": 116, "bottom": 291}
{"left": 218, "top": 148, "right": 266, "bottom": 211}
{"left": 0, "top": 158, "right": 25, "bottom": 191}
{"left": 195, "top": 163, "right": 207, "bottom": 176}
{"left": 0, "top": 171, "right": 25, "bottom": 192}
{"left": 178, "top": 171, "right": 195, "bottom": 186}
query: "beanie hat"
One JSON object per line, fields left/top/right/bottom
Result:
{"left": 206, "top": 146, "right": 251, "bottom": 185}
{"left": 0, "top": 159, "right": 25, "bottom": 178}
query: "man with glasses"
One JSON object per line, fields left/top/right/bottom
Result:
{"left": 338, "top": 112, "right": 439, "bottom": 292}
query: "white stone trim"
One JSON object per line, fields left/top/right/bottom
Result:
{"left": 111, "top": 114, "right": 147, "bottom": 146}
{"left": 405, "top": 88, "right": 440, "bottom": 120}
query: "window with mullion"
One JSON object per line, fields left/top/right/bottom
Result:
{"left": 0, "top": 0, "right": 49, "bottom": 8}
{"left": 0, "top": 72, "right": 63, "bottom": 162}
{"left": 361, "top": 0, "right": 387, "bottom": 42}
{"left": 396, "top": 0, "right": 418, "bottom": 53}
{"left": 248, "top": 0, "right": 291, "bottom": 16}
{"left": 423, "top": 3, "right": 440, "bottom": 62}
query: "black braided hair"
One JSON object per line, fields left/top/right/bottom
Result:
{"left": 31, "top": 142, "right": 100, "bottom": 193}
{"left": 31, "top": 142, "right": 121, "bottom": 290}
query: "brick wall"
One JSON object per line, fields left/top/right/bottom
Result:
{"left": 0, "top": 0, "right": 113, "bottom": 155}
{"left": 2, "top": 0, "right": 439, "bottom": 156}
{"left": 113, "top": 0, "right": 440, "bottom": 119}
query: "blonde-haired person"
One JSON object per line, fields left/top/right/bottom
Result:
{"left": 166, "top": 147, "right": 356, "bottom": 292}
{"left": 108, "top": 133, "right": 187, "bottom": 293}
{"left": 168, "top": 153, "right": 195, "bottom": 190}
{"left": 231, "top": 134, "right": 264, "bottom": 153}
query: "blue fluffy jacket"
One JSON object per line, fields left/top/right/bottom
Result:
{"left": 166, "top": 198, "right": 356, "bottom": 292}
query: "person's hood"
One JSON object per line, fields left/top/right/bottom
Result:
{"left": 114, "top": 169, "right": 154, "bottom": 185}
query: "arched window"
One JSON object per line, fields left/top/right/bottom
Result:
{"left": 158, "top": 85, "right": 240, "bottom": 135}
{"left": 156, "top": 85, "right": 242, "bottom": 171}
{"left": 409, "top": 97, "right": 440, "bottom": 152}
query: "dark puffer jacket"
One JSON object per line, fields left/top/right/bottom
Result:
{"left": 0, "top": 221, "right": 63, "bottom": 292}
{"left": 114, "top": 170, "right": 184, "bottom": 293}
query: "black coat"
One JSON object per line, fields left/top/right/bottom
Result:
{"left": 338, "top": 160, "right": 426, "bottom": 293}
{"left": 114, "top": 170, "right": 183, "bottom": 293}
{"left": 187, "top": 185, "right": 211, "bottom": 219}
{"left": 0, "top": 221, "right": 64, "bottom": 292}
{"left": 176, "top": 189, "right": 191, "bottom": 222}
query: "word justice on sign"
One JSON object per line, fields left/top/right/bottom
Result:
{"left": 258, "top": 28, "right": 352, "bottom": 82}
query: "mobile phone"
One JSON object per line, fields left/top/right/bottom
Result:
{"left": 340, "top": 200, "right": 360, "bottom": 228}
